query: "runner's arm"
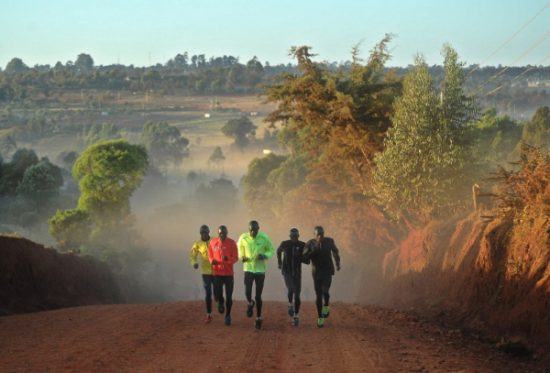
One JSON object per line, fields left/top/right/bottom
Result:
{"left": 189, "top": 243, "right": 198, "bottom": 267}
{"left": 276, "top": 243, "right": 284, "bottom": 267}
{"left": 331, "top": 239, "right": 341, "bottom": 269}
{"left": 263, "top": 235, "right": 275, "bottom": 259}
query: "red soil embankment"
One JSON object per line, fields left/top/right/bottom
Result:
{"left": 0, "top": 235, "right": 120, "bottom": 315}
{"left": 379, "top": 212, "right": 550, "bottom": 357}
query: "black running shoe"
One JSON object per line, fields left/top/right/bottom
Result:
{"left": 224, "top": 315, "right": 231, "bottom": 326}
{"left": 255, "top": 318, "right": 262, "bottom": 330}
{"left": 287, "top": 304, "right": 294, "bottom": 317}
{"left": 246, "top": 300, "right": 255, "bottom": 318}
{"left": 218, "top": 302, "right": 225, "bottom": 314}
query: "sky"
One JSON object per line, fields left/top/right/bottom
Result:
{"left": 0, "top": 0, "right": 548, "bottom": 68}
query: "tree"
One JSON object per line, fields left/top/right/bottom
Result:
{"left": 0, "top": 148, "right": 39, "bottom": 195}
{"left": 49, "top": 209, "right": 92, "bottom": 251}
{"left": 242, "top": 153, "right": 287, "bottom": 218}
{"left": 0, "top": 134, "right": 16, "bottom": 158}
{"left": 141, "top": 121, "right": 189, "bottom": 169}
{"left": 221, "top": 116, "right": 257, "bottom": 149}
{"left": 195, "top": 177, "right": 238, "bottom": 210}
{"left": 57, "top": 150, "right": 79, "bottom": 170}
{"left": 5, "top": 58, "right": 28, "bottom": 74}
{"left": 208, "top": 146, "right": 225, "bottom": 167}
{"left": 73, "top": 139, "right": 148, "bottom": 224}
{"left": 83, "top": 122, "right": 120, "bottom": 145}
{"left": 521, "top": 106, "right": 549, "bottom": 150}
{"left": 75, "top": 53, "right": 94, "bottom": 74}
{"left": 17, "top": 158, "right": 63, "bottom": 208}
{"left": 373, "top": 47, "right": 476, "bottom": 221}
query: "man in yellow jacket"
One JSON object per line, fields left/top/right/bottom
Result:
{"left": 238, "top": 220, "right": 274, "bottom": 330}
{"left": 189, "top": 224, "right": 213, "bottom": 323}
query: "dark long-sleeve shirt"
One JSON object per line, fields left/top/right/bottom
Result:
{"left": 303, "top": 237, "right": 340, "bottom": 277}
{"left": 277, "top": 240, "right": 306, "bottom": 278}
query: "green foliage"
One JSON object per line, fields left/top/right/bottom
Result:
{"left": 5, "top": 58, "right": 28, "bottom": 75}
{"left": 73, "top": 139, "right": 148, "bottom": 223}
{"left": 242, "top": 153, "right": 287, "bottom": 218}
{"left": 17, "top": 158, "right": 63, "bottom": 208}
{"left": 57, "top": 150, "right": 79, "bottom": 170}
{"left": 373, "top": 47, "right": 476, "bottom": 221}
{"left": 0, "top": 134, "right": 16, "bottom": 158}
{"left": 141, "top": 121, "right": 189, "bottom": 169}
{"left": 49, "top": 209, "right": 92, "bottom": 250}
{"left": 0, "top": 148, "right": 39, "bottom": 195}
{"left": 471, "top": 108, "right": 522, "bottom": 165}
{"left": 221, "top": 116, "right": 257, "bottom": 149}
{"left": 521, "top": 106, "right": 549, "bottom": 150}
{"left": 195, "top": 177, "right": 238, "bottom": 210}
{"left": 83, "top": 122, "right": 120, "bottom": 145}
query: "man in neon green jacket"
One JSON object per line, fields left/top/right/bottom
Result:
{"left": 238, "top": 220, "right": 274, "bottom": 329}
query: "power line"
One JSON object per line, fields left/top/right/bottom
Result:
{"left": 472, "top": 30, "right": 550, "bottom": 96}
{"left": 485, "top": 53, "right": 550, "bottom": 96}
{"left": 467, "top": 3, "right": 549, "bottom": 77}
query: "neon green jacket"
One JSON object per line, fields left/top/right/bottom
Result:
{"left": 237, "top": 231, "right": 275, "bottom": 273}
{"left": 189, "top": 239, "right": 212, "bottom": 275}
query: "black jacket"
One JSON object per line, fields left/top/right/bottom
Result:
{"left": 303, "top": 237, "right": 340, "bottom": 277}
{"left": 276, "top": 240, "right": 306, "bottom": 278}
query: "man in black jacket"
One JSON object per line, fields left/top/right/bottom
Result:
{"left": 277, "top": 228, "right": 306, "bottom": 326}
{"left": 303, "top": 226, "right": 341, "bottom": 328}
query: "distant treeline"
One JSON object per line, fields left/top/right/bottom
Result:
{"left": 0, "top": 52, "right": 549, "bottom": 103}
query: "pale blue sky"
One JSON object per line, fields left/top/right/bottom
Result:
{"left": 0, "top": 0, "right": 548, "bottom": 68}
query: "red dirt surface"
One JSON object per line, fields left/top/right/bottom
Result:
{"left": 0, "top": 301, "right": 543, "bottom": 372}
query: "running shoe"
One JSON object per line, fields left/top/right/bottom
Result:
{"left": 224, "top": 315, "right": 232, "bottom": 326}
{"left": 246, "top": 300, "right": 255, "bottom": 318}
{"left": 287, "top": 304, "right": 294, "bottom": 317}
{"left": 317, "top": 317, "right": 325, "bottom": 328}
{"left": 204, "top": 314, "right": 213, "bottom": 324}
{"left": 218, "top": 302, "right": 225, "bottom": 314}
{"left": 255, "top": 317, "right": 262, "bottom": 330}
{"left": 292, "top": 316, "right": 299, "bottom": 327}
{"left": 322, "top": 305, "right": 330, "bottom": 318}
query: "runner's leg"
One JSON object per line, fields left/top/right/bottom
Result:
{"left": 255, "top": 273, "right": 265, "bottom": 318}
{"left": 244, "top": 271, "right": 253, "bottom": 304}
{"left": 294, "top": 276, "right": 301, "bottom": 315}
{"left": 202, "top": 274, "right": 213, "bottom": 314}
{"left": 322, "top": 276, "right": 332, "bottom": 307}
{"left": 225, "top": 276, "right": 234, "bottom": 316}
{"left": 314, "top": 276, "right": 323, "bottom": 318}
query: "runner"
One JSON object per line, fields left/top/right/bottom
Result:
{"left": 207, "top": 225, "right": 238, "bottom": 326}
{"left": 276, "top": 227, "right": 306, "bottom": 326}
{"left": 303, "top": 226, "right": 341, "bottom": 328}
{"left": 189, "top": 225, "right": 213, "bottom": 323}
{"left": 238, "top": 220, "right": 274, "bottom": 330}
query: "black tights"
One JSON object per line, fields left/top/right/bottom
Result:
{"left": 313, "top": 275, "right": 332, "bottom": 318}
{"left": 284, "top": 274, "right": 301, "bottom": 315}
{"left": 213, "top": 275, "right": 234, "bottom": 316}
{"left": 244, "top": 272, "right": 265, "bottom": 317}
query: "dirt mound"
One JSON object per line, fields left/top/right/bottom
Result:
{"left": 379, "top": 212, "right": 550, "bottom": 358}
{"left": 0, "top": 235, "right": 120, "bottom": 315}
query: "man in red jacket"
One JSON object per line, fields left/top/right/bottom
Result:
{"left": 207, "top": 225, "right": 238, "bottom": 326}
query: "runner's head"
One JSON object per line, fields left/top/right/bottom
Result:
{"left": 314, "top": 226, "right": 324, "bottom": 241}
{"left": 218, "top": 225, "right": 228, "bottom": 240}
{"left": 249, "top": 220, "right": 259, "bottom": 238}
{"left": 289, "top": 227, "right": 299, "bottom": 242}
{"left": 200, "top": 225, "right": 210, "bottom": 241}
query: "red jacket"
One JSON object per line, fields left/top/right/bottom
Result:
{"left": 208, "top": 237, "right": 238, "bottom": 276}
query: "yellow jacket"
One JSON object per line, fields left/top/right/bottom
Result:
{"left": 189, "top": 239, "right": 212, "bottom": 275}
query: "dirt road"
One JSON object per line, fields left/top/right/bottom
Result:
{"left": 0, "top": 301, "right": 541, "bottom": 372}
